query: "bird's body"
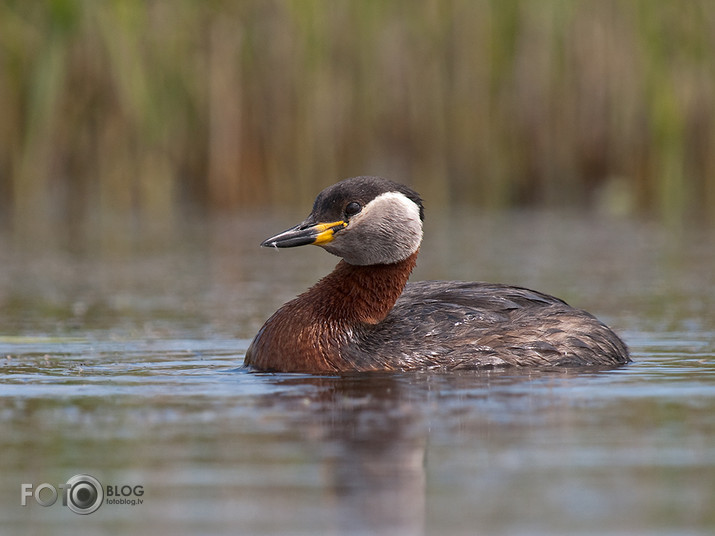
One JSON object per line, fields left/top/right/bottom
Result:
{"left": 245, "top": 176, "right": 629, "bottom": 373}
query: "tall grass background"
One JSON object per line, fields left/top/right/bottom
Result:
{"left": 2, "top": 0, "right": 714, "bottom": 240}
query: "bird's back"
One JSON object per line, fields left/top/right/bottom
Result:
{"left": 344, "top": 281, "right": 629, "bottom": 370}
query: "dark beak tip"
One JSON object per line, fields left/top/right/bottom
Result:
{"left": 259, "top": 231, "right": 316, "bottom": 249}
{"left": 259, "top": 217, "right": 330, "bottom": 249}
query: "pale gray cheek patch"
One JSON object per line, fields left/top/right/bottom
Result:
{"left": 325, "top": 191, "right": 423, "bottom": 265}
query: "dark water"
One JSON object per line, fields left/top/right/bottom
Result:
{"left": 1, "top": 211, "right": 714, "bottom": 535}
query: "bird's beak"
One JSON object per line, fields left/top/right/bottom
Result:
{"left": 260, "top": 218, "right": 347, "bottom": 248}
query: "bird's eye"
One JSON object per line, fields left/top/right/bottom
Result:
{"left": 344, "top": 202, "right": 362, "bottom": 217}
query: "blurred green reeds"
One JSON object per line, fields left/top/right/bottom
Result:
{"left": 1, "top": 0, "right": 714, "bottom": 238}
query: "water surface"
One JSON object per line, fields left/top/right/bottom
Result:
{"left": 1, "top": 211, "right": 713, "bottom": 535}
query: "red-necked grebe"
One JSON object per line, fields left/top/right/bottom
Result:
{"left": 245, "top": 176, "right": 629, "bottom": 373}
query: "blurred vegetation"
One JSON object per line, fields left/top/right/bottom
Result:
{"left": 1, "top": 0, "right": 714, "bottom": 239}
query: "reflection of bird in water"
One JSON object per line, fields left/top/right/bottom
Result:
{"left": 245, "top": 176, "right": 629, "bottom": 373}
{"left": 302, "top": 375, "right": 426, "bottom": 536}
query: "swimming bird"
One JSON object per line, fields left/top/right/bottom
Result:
{"left": 245, "top": 176, "right": 629, "bottom": 373}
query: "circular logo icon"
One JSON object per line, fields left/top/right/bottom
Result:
{"left": 65, "top": 474, "right": 103, "bottom": 515}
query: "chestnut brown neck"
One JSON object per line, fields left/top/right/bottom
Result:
{"left": 245, "top": 251, "right": 418, "bottom": 373}
{"left": 316, "top": 250, "right": 418, "bottom": 324}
